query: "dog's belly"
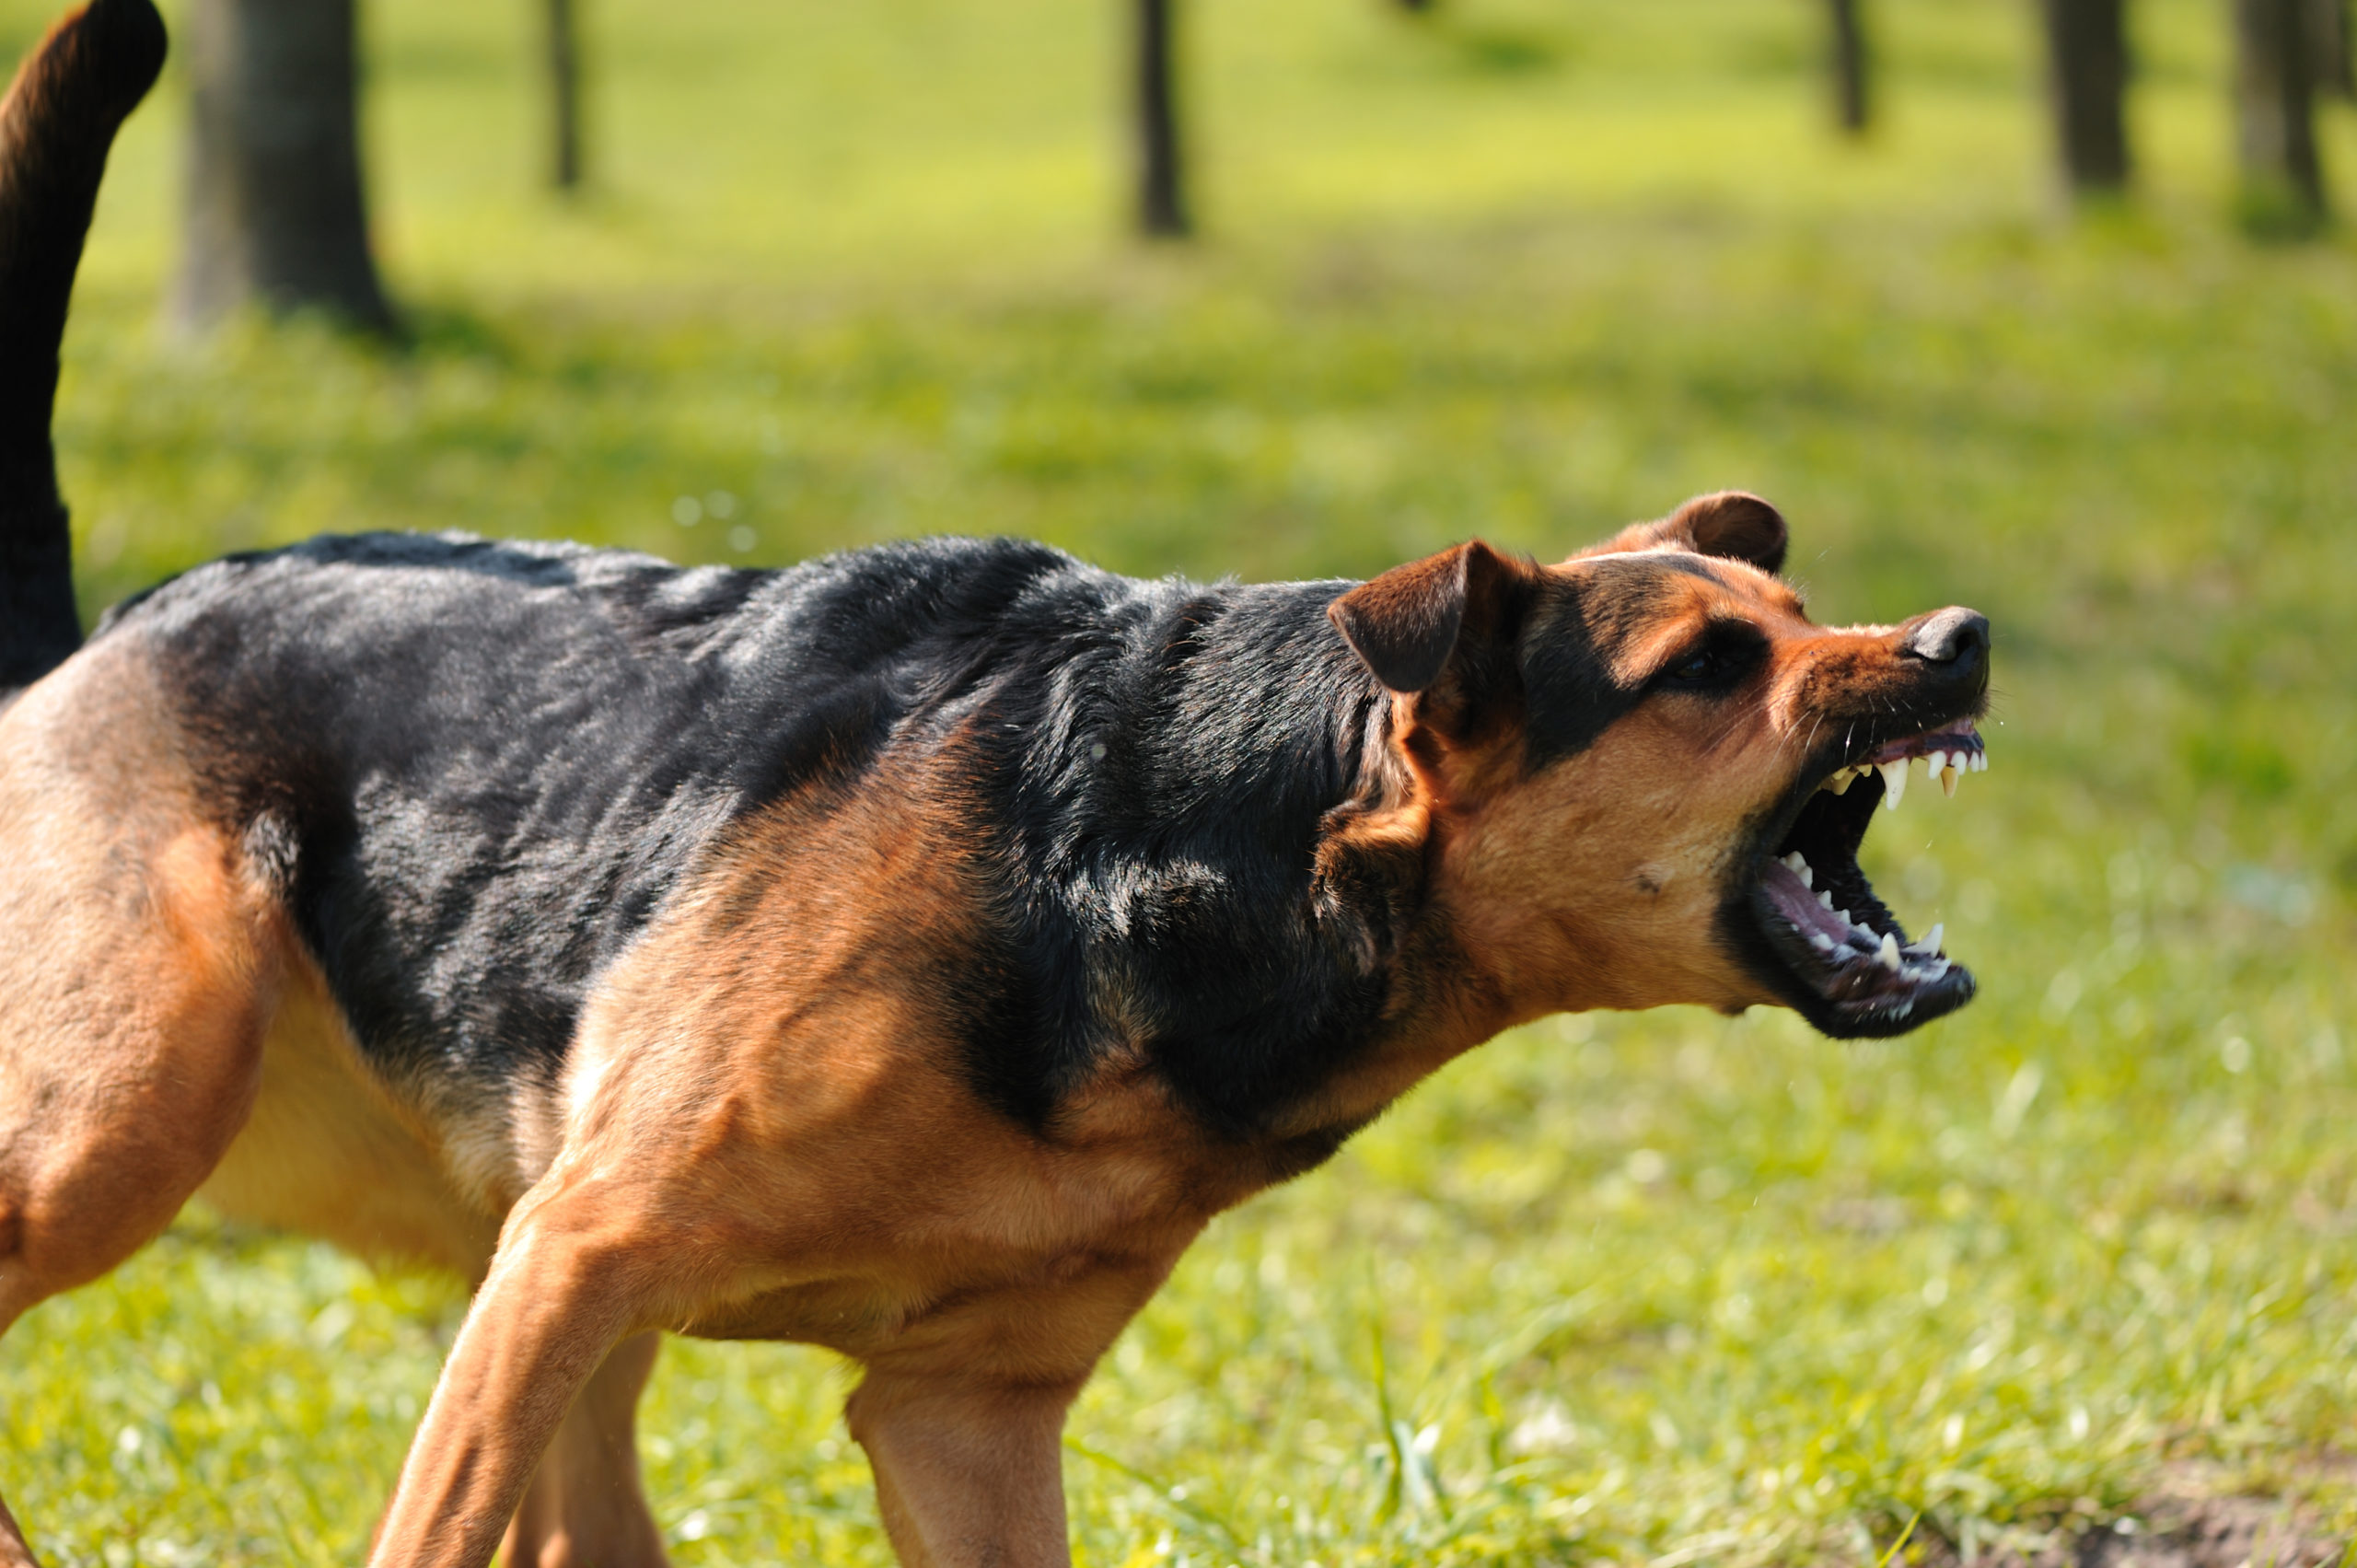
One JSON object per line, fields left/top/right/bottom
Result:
{"left": 196, "top": 951, "right": 503, "bottom": 1278}
{"left": 672, "top": 1275, "right": 919, "bottom": 1346}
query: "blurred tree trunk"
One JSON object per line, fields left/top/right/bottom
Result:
{"left": 546, "top": 0, "right": 583, "bottom": 191}
{"left": 1828, "top": 0, "right": 1870, "bottom": 134}
{"left": 1133, "top": 0, "right": 1188, "bottom": 237}
{"left": 2311, "top": 0, "right": 2353, "bottom": 96}
{"left": 2232, "top": 0, "right": 2328, "bottom": 226}
{"left": 2040, "top": 0, "right": 2131, "bottom": 193}
{"left": 173, "top": 0, "right": 396, "bottom": 333}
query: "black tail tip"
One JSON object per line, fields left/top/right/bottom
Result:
{"left": 33, "top": 0, "right": 168, "bottom": 123}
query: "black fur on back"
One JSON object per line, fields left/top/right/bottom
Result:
{"left": 109, "top": 532, "right": 1418, "bottom": 1143}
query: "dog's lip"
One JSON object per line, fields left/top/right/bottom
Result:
{"left": 1737, "top": 717, "right": 1986, "bottom": 1031}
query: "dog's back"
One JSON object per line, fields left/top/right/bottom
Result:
{"left": 86, "top": 521, "right": 1390, "bottom": 1151}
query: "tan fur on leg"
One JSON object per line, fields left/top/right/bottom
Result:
{"left": 848, "top": 1374, "right": 1082, "bottom": 1568}
{"left": 0, "top": 654, "right": 283, "bottom": 1568}
{"left": 367, "top": 1179, "right": 672, "bottom": 1568}
{"left": 0, "top": 1492, "right": 37, "bottom": 1568}
{"left": 500, "top": 1331, "right": 670, "bottom": 1568}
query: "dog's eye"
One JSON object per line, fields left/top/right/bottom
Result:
{"left": 1656, "top": 628, "right": 1763, "bottom": 691}
{"left": 1670, "top": 649, "right": 1719, "bottom": 682}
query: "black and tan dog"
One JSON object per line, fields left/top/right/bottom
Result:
{"left": 0, "top": 5, "right": 1992, "bottom": 1566}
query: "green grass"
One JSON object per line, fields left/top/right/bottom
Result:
{"left": 4, "top": 0, "right": 2357, "bottom": 1562}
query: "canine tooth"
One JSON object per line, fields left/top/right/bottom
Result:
{"left": 1905, "top": 923, "right": 1945, "bottom": 957}
{"left": 1941, "top": 764, "right": 1958, "bottom": 797}
{"left": 1879, "top": 761, "right": 1908, "bottom": 808}
{"left": 1817, "top": 890, "right": 1835, "bottom": 910}
{"left": 1877, "top": 932, "right": 1902, "bottom": 970}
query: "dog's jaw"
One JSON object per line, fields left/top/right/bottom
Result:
{"left": 1736, "top": 726, "right": 1988, "bottom": 1037}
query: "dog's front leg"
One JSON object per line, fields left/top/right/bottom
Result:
{"left": 368, "top": 1179, "right": 664, "bottom": 1568}
{"left": 847, "top": 1370, "right": 1083, "bottom": 1568}
{"left": 844, "top": 1255, "right": 1187, "bottom": 1568}
{"left": 500, "top": 1330, "right": 670, "bottom": 1568}
{"left": 1, "top": 1493, "right": 33, "bottom": 1568}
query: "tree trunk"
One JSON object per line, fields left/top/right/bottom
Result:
{"left": 1133, "top": 0, "right": 1188, "bottom": 238}
{"left": 546, "top": 0, "right": 583, "bottom": 191}
{"left": 2232, "top": 0, "right": 2328, "bottom": 226}
{"left": 1828, "top": 0, "right": 1870, "bottom": 134}
{"left": 173, "top": 0, "right": 396, "bottom": 333}
{"left": 2040, "top": 0, "right": 2131, "bottom": 193}
{"left": 2310, "top": 0, "right": 2353, "bottom": 97}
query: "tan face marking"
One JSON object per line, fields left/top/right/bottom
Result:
{"left": 1333, "top": 518, "right": 1988, "bottom": 1042}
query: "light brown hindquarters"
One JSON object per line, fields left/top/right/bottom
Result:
{"left": 0, "top": 645, "right": 667, "bottom": 1568}
{"left": 0, "top": 647, "right": 281, "bottom": 1561}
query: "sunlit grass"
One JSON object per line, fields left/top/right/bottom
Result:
{"left": 1, "top": 0, "right": 2354, "bottom": 1562}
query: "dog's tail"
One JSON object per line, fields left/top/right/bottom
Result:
{"left": 0, "top": 0, "right": 163, "bottom": 691}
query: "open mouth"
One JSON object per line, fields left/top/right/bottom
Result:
{"left": 1745, "top": 726, "right": 1988, "bottom": 1035}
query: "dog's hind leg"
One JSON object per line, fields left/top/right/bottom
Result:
{"left": 0, "top": 659, "right": 283, "bottom": 1566}
{"left": 498, "top": 1330, "right": 671, "bottom": 1568}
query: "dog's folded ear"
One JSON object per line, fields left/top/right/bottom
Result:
{"left": 1319, "top": 537, "right": 1537, "bottom": 740}
{"left": 1573, "top": 491, "right": 1787, "bottom": 575}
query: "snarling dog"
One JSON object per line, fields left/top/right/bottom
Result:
{"left": 0, "top": 5, "right": 1992, "bottom": 1566}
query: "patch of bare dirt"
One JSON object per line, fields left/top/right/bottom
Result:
{"left": 1911, "top": 1464, "right": 2352, "bottom": 1568}
{"left": 2056, "top": 1493, "right": 2349, "bottom": 1568}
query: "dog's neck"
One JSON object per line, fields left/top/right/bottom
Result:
{"left": 987, "top": 577, "right": 1504, "bottom": 1155}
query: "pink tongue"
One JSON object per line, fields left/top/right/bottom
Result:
{"left": 1761, "top": 859, "right": 1866, "bottom": 947}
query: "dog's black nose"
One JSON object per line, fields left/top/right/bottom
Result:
{"left": 1900, "top": 607, "right": 1989, "bottom": 666}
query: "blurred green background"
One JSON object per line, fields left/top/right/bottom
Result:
{"left": 2, "top": 0, "right": 2354, "bottom": 1563}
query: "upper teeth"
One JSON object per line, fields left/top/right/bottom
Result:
{"left": 1818, "top": 744, "right": 1988, "bottom": 807}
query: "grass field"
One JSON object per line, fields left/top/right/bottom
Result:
{"left": 3, "top": 0, "right": 2356, "bottom": 1563}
